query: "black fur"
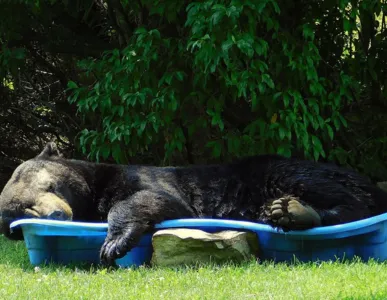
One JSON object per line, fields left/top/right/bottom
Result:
{"left": 1, "top": 143, "right": 387, "bottom": 265}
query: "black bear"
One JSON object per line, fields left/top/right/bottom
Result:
{"left": 0, "top": 142, "right": 387, "bottom": 265}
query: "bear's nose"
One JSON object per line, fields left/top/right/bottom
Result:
{"left": 47, "top": 210, "right": 69, "bottom": 221}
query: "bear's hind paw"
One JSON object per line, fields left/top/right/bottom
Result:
{"left": 261, "top": 196, "right": 321, "bottom": 231}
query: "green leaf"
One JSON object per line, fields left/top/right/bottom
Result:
{"left": 222, "top": 38, "right": 234, "bottom": 56}
{"left": 343, "top": 18, "right": 352, "bottom": 32}
{"left": 313, "top": 150, "right": 320, "bottom": 161}
{"left": 279, "top": 127, "right": 286, "bottom": 140}
{"left": 165, "top": 73, "right": 173, "bottom": 85}
{"left": 301, "top": 131, "right": 309, "bottom": 151}
{"left": 137, "top": 121, "right": 147, "bottom": 135}
{"left": 258, "top": 83, "right": 266, "bottom": 94}
{"left": 118, "top": 106, "right": 124, "bottom": 117}
{"left": 237, "top": 39, "right": 254, "bottom": 58}
{"left": 100, "top": 144, "right": 111, "bottom": 160}
{"left": 333, "top": 118, "right": 341, "bottom": 130}
{"left": 211, "top": 9, "right": 225, "bottom": 26}
{"left": 283, "top": 93, "right": 290, "bottom": 107}
{"left": 254, "top": 39, "right": 269, "bottom": 57}
{"left": 326, "top": 124, "right": 334, "bottom": 140}
{"left": 312, "top": 135, "right": 323, "bottom": 155}
{"left": 67, "top": 81, "right": 78, "bottom": 89}
{"left": 339, "top": 115, "right": 348, "bottom": 127}
{"left": 149, "top": 29, "right": 161, "bottom": 39}
{"left": 251, "top": 91, "right": 258, "bottom": 109}
{"left": 207, "top": 141, "right": 222, "bottom": 158}
{"left": 302, "top": 24, "right": 314, "bottom": 40}
{"left": 170, "top": 91, "right": 178, "bottom": 111}
{"left": 152, "top": 122, "right": 159, "bottom": 133}
{"left": 176, "top": 71, "right": 184, "bottom": 81}
{"left": 274, "top": 92, "right": 282, "bottom": 100}
{"left": 277, "top": 145, "right": 291, "bottom": 157}
{"left": 262, "top": 74, "right": 274, "bottom": 89}
{"left": 135, "top": 27, "right": 147, "bottom": 35}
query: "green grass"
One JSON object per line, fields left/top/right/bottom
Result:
{"left": 1, "top": 235, "right": 387, "bottom": 300}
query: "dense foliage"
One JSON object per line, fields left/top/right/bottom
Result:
{"left": 68, "top": 0, "right": 353, "bottom": 165}
{"left": 1, "top": 0, "right": 387, "bottom": 185}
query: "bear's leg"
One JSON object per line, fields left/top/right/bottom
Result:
{"left": 260, "top": 196, "right": 322, "bottom": 231}
{"left": 314, "top": 205, "right": 372, "bottom": 226}
{"left": 100, "top": 190, "right": 195, "bottom": 265}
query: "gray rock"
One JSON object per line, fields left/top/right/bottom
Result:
{"left": 151, "top": 228, "right": 259, "bottom": 267}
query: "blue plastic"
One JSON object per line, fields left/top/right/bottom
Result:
{"left": 10, "top": 213, "right": 387, "bottom": 267}
{"left": 10, "top": 220, "right": 152, "bottom": 268}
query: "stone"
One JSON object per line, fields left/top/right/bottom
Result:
{"left": 151, "top": 228, "right": 259, "bottom": 267}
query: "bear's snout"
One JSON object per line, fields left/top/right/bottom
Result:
{"left": 46, "top": 210, "right": 69, "bottom": 221}
{"left": 33, "top": 193, "right": 73, "bottom": 221}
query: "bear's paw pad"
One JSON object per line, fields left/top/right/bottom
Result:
{"left": 265, "top": 196, "right": 321, "bottom": 230}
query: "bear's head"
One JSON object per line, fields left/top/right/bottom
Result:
{"left": 0, "top": 142, "right": 92, "bottom": 239}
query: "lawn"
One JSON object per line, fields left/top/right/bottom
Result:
{"left": 0, "top": 235, "right": 386, "bottom": 300}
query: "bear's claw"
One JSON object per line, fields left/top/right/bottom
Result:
{"left": 100, "top": 222, "right": 146, "bottom": 266}
{"left": 100, "top": 236, "right": 126, "bottom": 265}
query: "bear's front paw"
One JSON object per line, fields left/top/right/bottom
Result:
{"left": 261, "top": 195, "right": 321, "bottom": 231}
{"left": 100, "top": 222, "right": 147, "bottom": 266}
{"left": 100, "top": 234, "right": 131, "bottom": 266}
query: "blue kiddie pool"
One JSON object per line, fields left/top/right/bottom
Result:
{"left": 10, "top": 213, "right": 387, "bottom": 267}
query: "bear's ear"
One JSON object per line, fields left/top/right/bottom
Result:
{"left": 37, "top": 142, "right": 62, "bottom": 158}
